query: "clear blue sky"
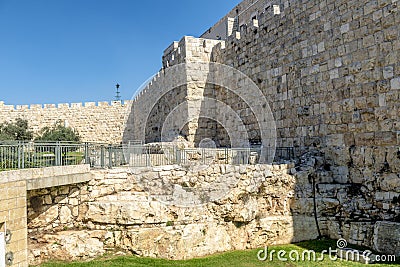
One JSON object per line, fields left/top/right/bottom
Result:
{"left": 0, "top": 0, "right": 241, "bottom": 105}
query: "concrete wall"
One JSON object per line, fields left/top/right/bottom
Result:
{"left": 0, "top": 101, "right": 132, "bottom": 144}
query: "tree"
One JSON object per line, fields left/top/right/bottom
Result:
{"left": 35, "top": 120, "right": 80, "bottom": 142}
{"left": 0, "top": 118, "right": 33, "bottom": 141}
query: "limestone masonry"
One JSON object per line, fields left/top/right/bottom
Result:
{"left": 0, "top": 101, "right": 131, "bottom": 144}
{"left": 128, "top": 0, "right": 400, "bottom": 258}
{"left": 0, "top": 165, "right": 92, "bottom": 267}
{"left": 0, "top": 0, "right": 399, "bottom": 264}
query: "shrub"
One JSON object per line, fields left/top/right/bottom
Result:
{"left": 0, "top": 118, "right": 33, "bottom": 141}
{"left": 35, "top": 120, "right": 80, "bottom": 142}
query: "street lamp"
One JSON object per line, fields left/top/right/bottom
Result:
{"left": 115, "top": 83, "right": 121, "bottom": 101}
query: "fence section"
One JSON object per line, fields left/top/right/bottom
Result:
{"left": 126, "top": 145, "right": 295, "bottom": 168}
{"left": 0, "top": 142, "right": 126, "bottom": 171}
{"left": 0, "top": 141, "right": 295, "bottom": 171}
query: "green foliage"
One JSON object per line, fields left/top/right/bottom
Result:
{"left": 0, "top": 118, "right": 33, "bottom": 141}
{"left": 35, "top": 120, "right": 80, "bottom": 142}
{"left": 166, "top": 221, "right": 174, "bottom": 227}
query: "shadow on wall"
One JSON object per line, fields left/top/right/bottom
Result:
{"left": 118, "top": 61, "right": 322, "bottom": 249}
{"left": 122, "top": 85, "right": 189, "bottom": 144}
{"left": 119, "top": 61, "right": 400, "bottom": 258}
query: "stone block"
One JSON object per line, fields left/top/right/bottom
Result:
{"left": 375, "top": 131, "right": 397, "bottom": 145}
{"left": 325, "top": 134, "right": 344, "bottom": 146}
{"left": 292, "top": 215, "right": 319, "bottom": 242}
{"left": 391, "top": 77, "right": 400, "bottom": 89}
{"left": 379, "top": 173, "right": 400, "bottom": 191}
{"left": 354, "top": 132, "right": 375, "bottom": 146}
{"left": 373, "top": 221, "right": 400, "bottom": 256}
{"left": 59, "top": 206, "right": 73, "bottom": 224}
{"left": 383, "top": 66, "right": 394, "bottom": 79}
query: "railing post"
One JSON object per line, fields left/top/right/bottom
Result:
{"left": 121, "top": 146, "right": 127, "bottom": 165}
{"left": 175, "top": 147, "right": 181, "bottom": 165}
{"left": 55, "top": 142, "right": 61, "bottom": 166}
{"left": 145, "top": 147, "right": 149, "bottom": 167}
{"left": 84, "top": 142, "right": 90, "bottom": 165}
{"left": 114, "top": 148, "right": 117, "bottom": 166}
{"left": 108, "top": 144, "right": 113, "bottom": 168}
{"left": 21, "top": 142, "right": 25, "bottom": 169}
{"left": 100, "top": 145, "right": 105, "bottom": 168}
{"left": 17, "top": 142, "right": 21, "bottom": 169}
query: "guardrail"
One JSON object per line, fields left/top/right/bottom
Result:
{"left": 126, "top": 145, "right": 295, "bottom": 167}
{"left": 0, "top": 141, "right": 126, "bottom": 171}
{"left": 0, "top": 141, "right": 296, "bottom": 171}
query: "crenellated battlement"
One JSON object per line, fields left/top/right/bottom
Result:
{"left": 0, "top": 100, "right": 132, "bottom": 143}
{"left": 0, "top": 100, "right": 132, "bottom": 111}
{"left": 131, "top": 36, "right": 226, "bottom": 105}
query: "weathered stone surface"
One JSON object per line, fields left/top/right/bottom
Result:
{"left": 28, "top": 205, "right": 58, "bottom": 228}
{"left": 59, "top": 206, "right": 72, "bottom": 224}
{"left": 29, "top": 231, "right": 105, "bottom": 265}
{"left": 373, "top": 221, "right": 400, "bottom": 256}
{"left": 15, "top": 0, "right": 400, "bottom": 263}
{"left": 0, "top": 101, "right": 131, "bottom": 143}
{"left": 380, "top": 173, "right": 400, "bottom": 191}
{"left": 28, "top": 164, "right": 313, "bottom": 263}
{"left": 0, "top": 180, "right": 28, "bottom": 267}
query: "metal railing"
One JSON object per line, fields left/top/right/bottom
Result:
{"left": 0, "top": 141, "right": 127, "bottom": 171}
{"left": 0, "top": 141, "right": 295, "bottom": 171}
{"left": 126, "top": 145, "right": 295, "bottom": 168}
{"left": 85, "top": 143, "right": 126, "bottom": 169}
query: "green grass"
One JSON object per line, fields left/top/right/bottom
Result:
{"left": 39, "top": 239, "right": 399, "bottom": 267}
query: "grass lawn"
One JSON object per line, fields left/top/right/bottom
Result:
{"left": 39, "top": 239, "right": 399, "bottom": 267}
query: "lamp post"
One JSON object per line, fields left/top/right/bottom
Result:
{"left": 115, "top": 83, "right": 121, "bottom": 101}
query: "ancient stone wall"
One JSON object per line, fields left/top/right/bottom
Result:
{"left": 211, "top": 0, "right": 400, "bottom": 149}
{"left": 125, "top": 37, "right": 226, "bottom": 145}
{"left": 27, "top": 163, "right": 323, "bottom": 264}
{"left": 0, "top": 180, "right": 27, "bottom": 267}
{"left": 2, "top": 0, "right": 400, "bottom": 260}
{"left": 206, "top": 0, "right": 400, "bottom": 252}
{"left": 201, "top": 0, "right": 271, "bottom": 38}
{"left": 26, "top": 157, "right": 400, "bottom": 264}
{"left": 0, "top": 165, "right": 93, "bottom": 267}
{"left": 125, "top": 0, "right": 400, "bottom": 257}
{"left": 0, "top": 101, "right": 132, "bottom": 144}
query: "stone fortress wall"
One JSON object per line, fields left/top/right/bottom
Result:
{"left": 126, "top": 36, "right": 229, "bottom": 145}
{"left": 127, "top": 0, "right": 400, "bottom": 256}
{"left": 0, "top": 101, "right": 131, "bottom": 144}
{"left": 0, "top": 0, "right": 399, "bottom": 260}
{"left": 205, "top": 0, "right": 400, "bottom": 251}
